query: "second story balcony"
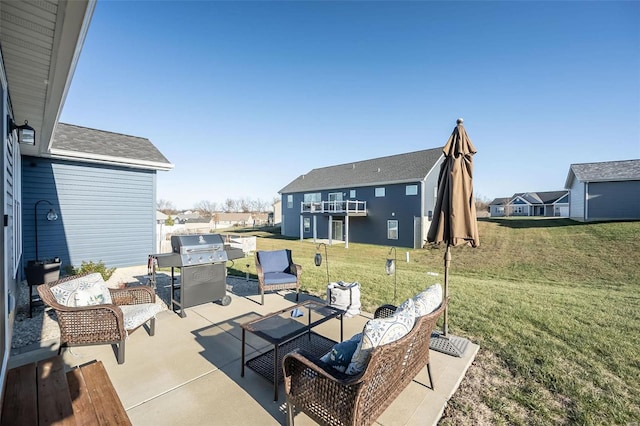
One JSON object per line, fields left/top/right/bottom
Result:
{"left": 301, "top": 200, "right": 367, "bottom": 216}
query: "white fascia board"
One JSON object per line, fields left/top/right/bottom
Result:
{"left": 41, "top": 0, "right": 97, "bottom": 154}
{"left": 47, "top": 148, "right": 175, "bottom": 171}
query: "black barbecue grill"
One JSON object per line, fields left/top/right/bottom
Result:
{"left": 150, "top": 234, "right": 243, "bottom": 317}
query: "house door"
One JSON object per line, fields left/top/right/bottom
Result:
{"left": 332, "top": 221, "right": 343, "bottom": 241}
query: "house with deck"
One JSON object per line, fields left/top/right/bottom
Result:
{"left": 279, "top": 148, "right": 444, "bottom": 248}
{"left": 565, "top": 159, "right": 640, "bottom": 222}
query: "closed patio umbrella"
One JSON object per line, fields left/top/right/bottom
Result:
{"left": 426, "top": 118, "right": 479, "bottom": 357}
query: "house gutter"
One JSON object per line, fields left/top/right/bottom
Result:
{"left": 46, "top": 149, "right": 174, "bottom": 171}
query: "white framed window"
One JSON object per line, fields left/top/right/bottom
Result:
{"left": 375, "top": 187, "right": 385, "bottom": 197}
{"left": 304, "top": 192, "right": 321, "bottom": 203}
{"left": 406, "top": 185, "right": 418, "bottom": 196}
{"left": 303, "top": 217, "right": 311, "bottom": 233}
{"left": 350, "top": 189, "right": 356, "bottom": 198}
{"left": 287, "top": 195, "right": 293, "bottom": 208}
{"left": 387, "top": 220, "right": 398, "bottom": 240}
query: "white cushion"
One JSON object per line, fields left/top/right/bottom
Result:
{"left": 50, "top": 273, "right": 112, "bottom": 307}
{"left": 345, "top": 298, "right": 416, "bottom": 375}
{"left": 412, "top": 283, "right": 443, "bottom": 316}
{"left": 120, "top": 303, "right": 163, "bottom": 332}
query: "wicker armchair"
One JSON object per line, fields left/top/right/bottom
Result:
{"left": 37, "top": 273, "right": 161, "bottom": 364}
{"left": 255, "top": 249, "right": 301, "bottom": 305}
{"left": 283, "top": 299, "right": 448, "bottom": 426}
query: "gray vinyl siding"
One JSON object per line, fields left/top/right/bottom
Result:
{"left": 586, "top": 181, "right": 640, "bottom": 221}
{"left": 22, "top": 156, "right": 156, "bottom": 271}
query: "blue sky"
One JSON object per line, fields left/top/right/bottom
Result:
{"left": 60, "top": 1, "right": 640, "bottom": 210}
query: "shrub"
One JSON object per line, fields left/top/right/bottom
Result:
{"left": 64, "top": 260, "right": 116, "bottom": 281}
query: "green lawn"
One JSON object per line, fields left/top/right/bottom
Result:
{"left": 227, "top": 219, "right": 640, "bottom": 424}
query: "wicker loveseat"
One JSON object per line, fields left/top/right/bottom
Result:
{"left": 283, "top": 297, "right": 447, "bottom": 426}
{"left": 37, "top": 272, "right": 162, "bottom": 364}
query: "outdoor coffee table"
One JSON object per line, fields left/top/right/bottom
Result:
{"left": 241, "top": 300, "right": 344, "bottom": 401}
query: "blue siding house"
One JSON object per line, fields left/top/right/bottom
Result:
{"left": 565, "top": 159, "right": 640, "bottom": 222}
{"left": 279, "top": 148, "right": 444, "bottom": 249}
{"left": 1, "top": 0, "right": 96, "bottom": 396}
{"left": 21, "top": 123, "right": 173, "bottom": 273}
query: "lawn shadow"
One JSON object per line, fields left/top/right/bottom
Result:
{"left": 479, "top": 217, "right": 587, "bottom": 229}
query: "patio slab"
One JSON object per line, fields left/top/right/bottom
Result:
{"left": 7, "top": 266, "right": 478, "bottom": 425}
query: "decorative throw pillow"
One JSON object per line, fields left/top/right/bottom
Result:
{"left": 50, "top": 273, "right": 112, "bottom": 307}
{"left": 412, "top": 283, "right": 443, "bottom": 317}
{"left": 320, "top": 333, "right": 362, "bottom": 372}
{"left": 345, "top": 298, "right": 416, "bottom": 375}
{"left": 74, "top": 285, "right": 110, "bottom": 306}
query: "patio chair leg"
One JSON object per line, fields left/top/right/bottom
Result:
{"left": 286, "top": 400, "right": 295, "bottom": 426}
{"left": 149, "top": 318, "right": 156, "bottom": 336}
{"left": 117, "top": 340, "right": 125, "bottom": 364}
{"left": 261, "top": 290, "right": 264, "bottom": 305}
{"left": 295, "top": 290, "right": 299, "bottom": 302}
{"left": 427, "top": 363, "right": 434, "bottom": 390}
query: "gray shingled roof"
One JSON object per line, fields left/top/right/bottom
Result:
{"left": 279, "top": 148, "right": 443, "bottom": 193}
{"left": 51, "top": 123, "right": 172, "bottom": 168}
{"left": 569, "top": 159, "right": 640, "bottom": 183}
{"left": 489, "top": 197, "right": 510, "bottom": 206}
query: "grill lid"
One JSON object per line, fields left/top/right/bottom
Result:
{"left": 171, "top": 234, "right": 225, "bottom": 254}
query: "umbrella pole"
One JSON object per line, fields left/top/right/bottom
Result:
{"left": 443, "top": 244, "right": 451, "bottom": 336}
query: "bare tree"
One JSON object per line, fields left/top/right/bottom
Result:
{"left": 194, "top": 200, "right": 218, "bottom": 217}
{"left": 223, "top": 198, "right": 237, "bottom": 212}
{"left": 157, "top": 199, "right": 177, "bottom": 214}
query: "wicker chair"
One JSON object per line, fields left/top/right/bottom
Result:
{"left": 37, "top": 273, "right": 161, "bottom": 364}
{"left": 283, "top": 299, "right": 448, "bottom": 426}
{"left": 255, "top": 249, "right": 301, "bottom": 305}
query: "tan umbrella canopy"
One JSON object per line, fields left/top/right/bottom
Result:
{"left": 427, "top": 118, "right": 479, "bottom": 356}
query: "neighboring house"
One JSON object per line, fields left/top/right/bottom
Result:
{"left": 279, "top": 148, "right": 444, "bottom": 248}
{"left": 0, "top": 0, "right": 96, "bottom": 404}
{"left": 22, "top": 123, "right": 173, "bottom": 270}
{"left": 489, "top": 197, "right": 510, "bottom": 217}
{"left": 272, "top": 199, "right": 282, "bottom": 225}
{"left": 490, "top": 191, "right": 569, "bottom": 217}
{"left": 565, "top": 159, "right": 640, "bottom": 222}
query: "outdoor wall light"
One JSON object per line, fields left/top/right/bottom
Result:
{"left": 8, "top": 117, "right": 36, "bottom": 145}
{"left": 314, "top": 242, "right": 330, "bottom": 285}
{"left": 34, "top": 200, "right": 58, "bottom": 261}
{"left": 385, "top": 247, "right": 397, "bottom": 302}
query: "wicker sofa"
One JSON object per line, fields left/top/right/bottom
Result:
{"left": 37, "top": 272, "right": 162, "bottom": 364}
{"left": 283, "top": 297, "right": 448, "bottom": 426}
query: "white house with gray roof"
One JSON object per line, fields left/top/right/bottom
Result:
{"left": 279, "top": 148, "right": 444, "bottom": 248}
{"left": 565, "top": 159, "right": 640, "bottom": 222}
{"left": 489, "top": 191, "right": 569, "bottom": 217}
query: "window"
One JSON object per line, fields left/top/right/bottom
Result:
{"left": 375, "top": 187, "right": 385, "bottom": 197}
{"left": 303, "top": 193, "right": 321, "bottom": 203}
{"left": 350, "top": 189, "right": 356, "bottom": 198}
{"left": 287, "top": 195, "right": 293, "bottom": 208}
{"left": 406, "top": 185, "right": 418, "bottom": 196}
{"left": 387, "top": 220, "right": 398, "bottom": 240}
{"left": 303, "top": 217, "right": 311, "bottom": 233}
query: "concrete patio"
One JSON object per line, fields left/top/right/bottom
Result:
{"left": 8, "top": 267, "right": 478, "bottom": 425}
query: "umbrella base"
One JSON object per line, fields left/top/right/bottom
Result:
{"left": 430, "top": 331, "right": 470, "bottom": 357}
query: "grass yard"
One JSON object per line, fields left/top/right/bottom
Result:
{"left": 228, "top": 218, "right": 640, "bottom": 425}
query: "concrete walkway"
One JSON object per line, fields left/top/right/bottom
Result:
{"left": 8, "top": 266, "right": 478, "bottom": 425}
